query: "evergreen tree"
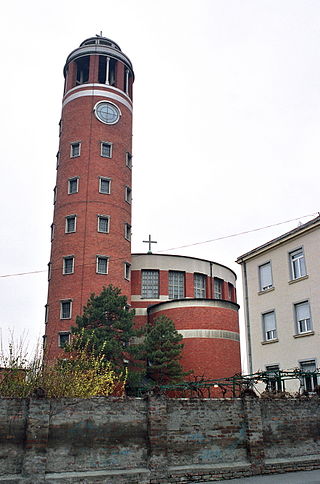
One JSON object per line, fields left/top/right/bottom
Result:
{"left": 69, "top": 285, "right": 136, "bottom": 370}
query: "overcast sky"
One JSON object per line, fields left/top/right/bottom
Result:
{"left": 0, "top": 0, "right": 319, "bottom": 366}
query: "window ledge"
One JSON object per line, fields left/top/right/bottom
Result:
{"left": 258, "top": 287, "right": 275, "bottom": 296}
{"left": 293, "top": 331, "right": 314, "bottom": 339}
{"left": 289, "top": 275, "right": 309, "bottom": 285}
{"left": 261, "top": 338, "right": 279, "bottom": 345}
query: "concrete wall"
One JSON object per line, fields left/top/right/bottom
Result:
{"left": 0, "top": 396, "right": 320, "bottom": 483}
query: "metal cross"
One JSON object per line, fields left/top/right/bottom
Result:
{"left": 143, "top": 234, "right": 157, "bottom": 254}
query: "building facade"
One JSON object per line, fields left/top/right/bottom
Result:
{"left": 237, "top": 215, "right": 320, "bottom": 393}
{"left": 44, "top": 36, "right": 241, "bottom": 383}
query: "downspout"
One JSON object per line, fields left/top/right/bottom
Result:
{"left": 243, "top": 261, "right": 253, "bottom": 375}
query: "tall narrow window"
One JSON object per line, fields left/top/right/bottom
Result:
{"left": 76, "top": 56, "right": 89, "bottom": 84}
{"left": 295, "top": 301, "right": 312, "bottom": 334}
{"left": 141, "top": 270, "right": 159, "bottom": 299}
{"left": 68, "top": 177, "right": 79, "bottom": 194}
{"left": 300, "top": 360, "right": 317, "bottom": 393}
{"left": 96, "top": 256, "right": 109, "bottom": 274}
{"left": 228, "top": 283, "right": 234, "bottom": 300}
{"left": 63, "top": 256, "right": 74, "bottom": 275}
{"left": 99, "top": 177, "right": 111, "bottom": 194}
{"left": 194, "top": 273, "right": 206, "bottom": 298}
{"left": 101, "top": 142, "right": 112, "bottom": 158}
{"left": 169, "top": 271, "right": 185, "bottom": 299}
{"left": 47, "top": 262, "right": 52, "bottom": 281}
{"left": 259, "top": 262, "right": 273, "bottom": 291}
{"left": 289, "top": 248, "right": 306, "bottom": 280}
{"left": 70, "top": 142, "right": 81, "bottom": 158}
{"left": 65, "top": 215, "right": 76, "bottom": 233}
{"left": 214, "top": 278, "right": 223, "bottom": 299}
{"left": 124, "top": 262, "right": 131, "bottom": 281}
{"left": 98, "top": 215, "right": 110, "bottom": 233}
{"left": 262, "top": 311, "right": 277, "bottom": 341}
{"left": 53, "top": 186, "right": 57, "bottom": 204}
{"left": 125, "top": 186, "right": 132, "bottom": 204}
{"left": 50, "top": 223, "right": 55, "bottom": 241}
{"left": 60, "top": 300, "right": 72, "bottom": 319}
{"left": 44, "top": 304, "right": 49, "bottom": 323}
{"left": 126, "top": 152, "right": 132, "bottom": 168}
{"left": 124, "top": 223, "right": 131, "bottom": 241}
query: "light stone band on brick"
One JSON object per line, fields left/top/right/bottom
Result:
{"left": 63, "top": 89, "right": 133, "bottom": 111}
{"left": 178, "top": 329, "right": 240, "bottom": 341}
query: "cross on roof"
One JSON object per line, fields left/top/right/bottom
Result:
{"left": 143, "top": 234, "right": 157, "bottom": 254}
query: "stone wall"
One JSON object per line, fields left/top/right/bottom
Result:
{"left": 0, "top": 396, "right": 320, "bottom": 483}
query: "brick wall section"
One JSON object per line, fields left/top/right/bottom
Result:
{"left": 1, "top": 396, "right": 320, "bottom": 482}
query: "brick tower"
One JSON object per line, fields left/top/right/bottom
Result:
{"left": 45, "top": 36, "right": 134, "bottom": 360}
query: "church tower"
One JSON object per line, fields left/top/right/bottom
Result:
{"left": 45, "top": 36, "right": 134, "bottom": 360}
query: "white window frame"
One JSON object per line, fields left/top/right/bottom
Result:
{"left": 96, "top": 255, "right": 109, "bottom": 274}
{"left": 70, "top": 142, "right": 81, "bottom": 158}
{"left": 299, "top": 359, "right": 318, "bottom": 393}
{"left": 259, "top": 262, "right": 273, "bottom": 291}
{"left": 65, "top": 215, "right": 76, "bottom": 234}
{"left": 63, "top": 256, "right": 74, "bottom": 275}
{"left": 124, "top": 223, "right": 131, "bottom": 241}
{"left": 194, "top": 273, "right": 206, "bottom": 298}
{"left": 100, "top": 141, "right": 112, "bottom": 158}
{"left": 169, "top": 271, "right": 185, "bottom": 299}
{"left": 68, "top": 177, "right": 79, "bottom": 194}
{"left": 58, "top": 332, "right": 71, "bottom": 348}
{"left": 124, "top": 262, "right": 131, "bottom": 281}
{"left": 126, "top": 151, "right": 132, "bottom": 168}
{"left": 265, "top": 364, "right": 282, "bottom": 392}
{"left": 289, "top": 247, "right": 306, "bottom": 280}
{"left": 60, "top": 299, "right": 72, "bottom": 319}
{"left": 99, "top": 177, "right": 111, "bottom": 194}
{"left": 295, "top": 300, "right": 312, "bottom": 334}
{"left": 262, "top": 311, "right": 277, "bottom": 341}
{"left": 97, "top": 215, "right": 110, "bottom": 233}
{"left": 125, "top": 186, "right": 132, "bottom": 204}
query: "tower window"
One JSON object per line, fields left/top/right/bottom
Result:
{"left": 75, "top": 56, "right": 90, "bottom": 85}
{"left": 194, "top": 273, "right": 206, "bottom": 298}
{"left": 60, "top": 300, "right": 72, "bottom": 319}
{"left": 63, "top": 256, "right": 74, "bottom": 275}
{"left": 98, "top": 56, "right": 117, "bottom": 86}
{"left": 47, "top": 262, "right": 52, "bottom": 281}
{"left": 53, "top": 186, "right": 57, "bottom": 204}
{"left": 70, "top": 142, "right": 81, "bottom": 158}
{"left": 214, "top": 278, "right": 223, "bottom": 299}
{"left": 98, "top": 215, "right": 110, "bottom": 233}
{"left": 124, "top": 262, "right": 131, "bottom": 281}
{"left": 169, "top": 271, "right": 185, "bottom": 299}
{"left": 50, "top": 223, "right": 55, "bottom": 241}
{"left": 44, "top": 304, "right": 49, "bottom": 323}
{"left": 141, "top": 270, "right": 159, "bottom": 299}
{"left": 101, "top": 142, "right": 112, "bottom": 158}
{"left": 96, "top": 256, "right": 109, "bottom": 274}
{"left": 68, "top": 177, "right": 79, "bottom": 194}
{"left": 124, "top": 223, "right": 131, "bottom": 241}
{"left": 125, "top": 186, "right": 132, "bottom": 204}
{"left": 65, "top": 215, "right": 76, "bottom": 233}
{"left": 99, "top": 177, "right": 111, "bottom": 194}
{"left": 58, "top": 332, "right": 71, "bottom": 348}
{"left": 126, "top": 152, "right": 132, "bottom": 169}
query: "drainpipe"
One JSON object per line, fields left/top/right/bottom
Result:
{"left": 243, "top": 261, "right": 253, "bottom": 375}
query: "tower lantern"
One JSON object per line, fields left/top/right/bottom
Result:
{"left": 45, "top": 36, "right": 134, "bottom": 361}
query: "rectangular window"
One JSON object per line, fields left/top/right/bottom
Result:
{"left": 65, "top": 215, "right": 76, "bottom": 233}
{"left": 194, "top": 273, "right": 206, "bottom": 298}
{"left": 259, "top": 262, "right": 273, "bottom": 291}
{"left": 63, "top": 256, "right": 74, "bottom": 274}
{"left": 228, "top": 282, "right": 234, "bottom": 300}
{"left": 96, "top": 256, "right": 109, "bottom": 274}
{"left": 295, "top": 301, "right": 312, "bottom": 334}
{"left": 70, "top": 142, "right": 81, "bottom": 158}
{"left": 169, "top": 271, "right": 185, "bottom": 299}
{"left": 53, "top": 186, "right": 57, "bottom": 204}
{"left": 59, "top": 332, "right": 70, "bottom": 348}
{"left": 141, "top": 270, "right": 159, "bottom": 299}
{"left": 124, "top": 262, "right": 131, "bottom": 280}
{"left": 124, "top": 223, "right": 131, "bottom": 241}
{"left": 101, "top": 142, "right": 112, "bottom": 158}
{"left": 68, "top": 177, "right": 79, "bottom": 194}
{"left": 47, "top": 262, "right": 51, "bottom": 281}
{"left": 98, "top": 215, "right": 110, "bottom": 233}
{"left": 263, "top": 311, "right": 277, "bottom": 341}
{"left": 214, "top": 278, "right": 223, "bottom": 299}
{"left": 60, "top": 300, "right": 72, "bottom": 319}
{"left": 265, "top": 365, "right": 282, "bottom": 392}
{"left": 126, "top": 152, "right": 132, "bottom": 168}
{"left": 56, "top": 151, "right": 60, "bottom": 169}
{"left": 290, "top": 248, "right": 306, "bottom": 280}
{"left": 44, "top": 304, "right": 49, "bottom": 323}
{"left": 99, "top": 177, "right": 111, "bottom": 194}
{"left": 50, "top": 223, "right": 55, "bottom": 241}
{"left": 125, "top": 186, "right": 132, "bottom": 204}
{"left": 300, "top": 360, "right": 318, "bottom": 393}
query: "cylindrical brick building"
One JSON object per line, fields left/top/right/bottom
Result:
{"left": 45, "top": 36, "right": 134, "bottom": 360}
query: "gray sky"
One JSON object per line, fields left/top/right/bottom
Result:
{"left": 0, "top": 0, "right": 319, "bottom": 366}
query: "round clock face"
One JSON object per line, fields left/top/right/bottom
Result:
{"left": 94, "top": 102, "right": 120, "bottom": 124}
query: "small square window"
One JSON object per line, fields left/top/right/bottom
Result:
{"left": 101, "top": 142, "right": 112, "bottom": 158}
{"left": 70, "top": 142, "right": 81, "bottom": 158}
{"left": 63, "top": 256, "right": 74, "bottom": 274}
{"left": 214, "top": 278, "right": 223, "bottom": 299}
{"left": 65, "top": 215, "right": 76, "bottom": 233}
{"left": 125, "top": 186, "right": 132, "bottom": 204}
{"left": 263, "top": 311, "right": 277, "bottom": 341}
{"left": 98, "top": 215, "right": 110, "bottom": 233}
{"left": 60, "top": 300, "right": 72, "bottom": 319}
{"left": 59, "top": 332, "right": 70, "bottom": 348}
{"left": 124, "top": 262, "right": 131, "bottom": 280}
{"left": 124, "top": 223, "right": 131, "bottom": 241}
{"left": 295, "top": 301, "right": 312, "bottom": 334}
{"left": 126, "top": 152, "right": 132, "bottom": 168}
{"left": 99, "top": 177, "right": 111, "bottom": 194}
{"left": 96, "top": 256, "right": 109, "bottom": 274}
{"left": 68, "top": 177, "right": 79, "bottom": 194}
{"left": 289, "top": 248, "right": 306, "bottom": 280}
